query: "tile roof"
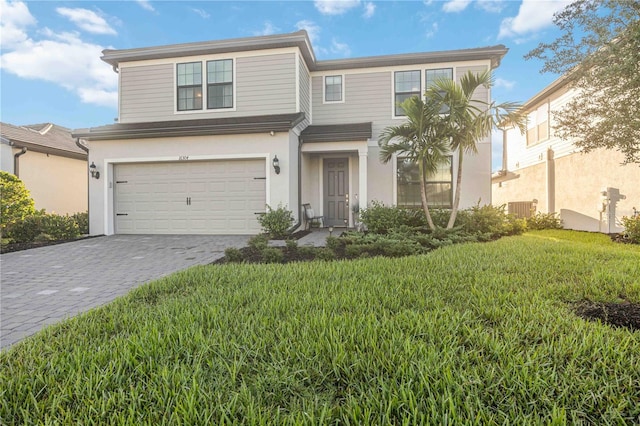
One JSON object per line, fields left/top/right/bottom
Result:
{"left": 0, "top": 122, "right": 87, "bottom": 158}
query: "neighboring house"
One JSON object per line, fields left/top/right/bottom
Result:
{"left": 492, "top": 77, "right": 640, "bottom": 233}
{"left": 73, "top": 30, "right": 506, "bottom": 235}
{"left": 0, "top": 122, "right": 88, "bottom": 215}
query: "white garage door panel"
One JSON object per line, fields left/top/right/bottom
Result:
{"left": 114, "top": 160, "right": 266, "bottom": 234}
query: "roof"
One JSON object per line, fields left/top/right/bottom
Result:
{"left": 300, "top": 122, "right": 372, "bottom": 143}
{"left": 520, "top": 74, "right": 570, "bottom": 111}
{"left": 72, "top": 113, "right": 306, "bottom": 141}
{"left": 101, "top": 30, "right": 508, "bottom": 72}
{"left": 0, "top": 122, "right": 88, "bottom": 159}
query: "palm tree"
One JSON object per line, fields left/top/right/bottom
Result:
{"left": 378, "top": 96, "right": 452, "bottom": 230}
{"left": 427, "top": 70, "right": 525, "bottom": 228}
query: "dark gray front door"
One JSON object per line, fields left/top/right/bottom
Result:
{"left": 323, "top": 158, "right": 349, "bottom": 227}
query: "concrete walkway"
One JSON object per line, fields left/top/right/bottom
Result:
{"left": 0, "top": 235, "right": 249, "bottom": 350}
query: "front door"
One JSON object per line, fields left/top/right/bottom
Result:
{"left": 323, "top": 158, "right": 349, "bottom": 227}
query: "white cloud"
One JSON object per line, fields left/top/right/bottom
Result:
{"left": 442, "top": 0, "right": 471, "bottom": 13}
{"left": 476, "top": 0, "right": 505, "bottom": 13}
{"left": 363, "top": 2, "right": 376, "bottom": 18}
{"left": 0, "top": 0, "right": 37, "bottom": 49}
{"left": 190, "top": 8, "right": 210, "bottom": 19}
{"left": 56, "top": 7, "right": 117, "bottom": 35}
{"left": 254, "top": 21, "right": 280, "bottom": 36}
{"left": 136, "top": 0, "right": 155, "bottom": 12}
{"left": 491, "top": 128, "right": 503, "bottom": 171}
{"left": 295, "top": 20, "right": 321, "bottom": 43}
{"left": 499, "top": 0, "right": 571, "bottom": 39}
{"left": 314, "top": 0, "right": 361, "bottom": 15}
{"left": 425, "top": 22, "right": 438, "bottom": 38}
{"left": 330, "top": 39, "right": 351, "bottom": 56}
{"left": 494, "top": 78, "right": 515, "bottom": 90}
{"left": 0, "top": 2, "right": 117, "bottom": 109}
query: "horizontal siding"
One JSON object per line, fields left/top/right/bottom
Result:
{"left": 312, "top": 72, "right": 396, "bottom": 139}
{"left": 456, "top": 65, "right": 489, "bottom": 103}
{"left": 299, "top": 55, "right": 311, "bottom": 128}
{"left": 119, "top": 53, "right": 296, "bottom": 123}
{"left": 120, "top": 64, "right": 174, "bottom": 123}
{"left": 506, "top": 86, "right": 577, "bottom": 170}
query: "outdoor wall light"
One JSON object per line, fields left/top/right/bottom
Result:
{"left": 89, "top": 162, "right": 100, "bottom": 179}
{"left": 269, "top": 130, "right": 276, "bottom": 136}
{"left": 272, "top": 155, "right": 280, "bottom": 175}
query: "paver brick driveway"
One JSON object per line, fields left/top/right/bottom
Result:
{"left": 0, "top": 235, "right": 249, "bottom": 350}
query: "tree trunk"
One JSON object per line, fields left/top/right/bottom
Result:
{"left": 419, "top": 159, "right": 436, "bottom": 230}
{"left": 447, "top": 147, "right": 464, "bottom": 229}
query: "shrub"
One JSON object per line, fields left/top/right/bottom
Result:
{"left": 325, "top": 236, "right": 344, "bottom": 252}
{"left": 298, "top": 246, "right": 316, "bottom": 259}
{"left": 261, "top": 247, "right": 284, "bottom": 263}
{"left": 526, "top": 212, "right": 563, "bottom": 230}
{"left": 315, "top": 248, "right": 336, "bottom": 261}
{"left": 359, "top": 201, "right": 426, "bottom": 234}
{"left": 0, "top": 171, "right": 35, "bottom": 235}
{"left": 454, "top": 203, "right": 525, "bottom": 239}
{"left": 248, "top": 234, "right": 269, "bottom": 250}
{"left": 224, "top": 247, "right": 244, "bottom": 263}
{"left": 8, "top": 212, "right": 80, "bottom": 243}
{"left": 257, "top": 204, "right": 294, "bottom": 239}
{"left": 621, "top": 215, "right": 640, "bottom": 244}
{"left": 285, "top": 239, "right": 298, "bottom": 253}
{"left": 71, "top": 211, "right": 89, "bottom": 234}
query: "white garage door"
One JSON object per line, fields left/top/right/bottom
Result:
{"left": 114, "top": 160, "right": 266, "bottom": 234}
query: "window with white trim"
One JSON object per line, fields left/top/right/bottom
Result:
{"left": 394, "top": 70, "right": 421, "bottom": 116}
{"left": 426, "top": 68, "right": 453, "bottom": 114}
{"left": 177, "top": 62, "right": 203, "bottom": 111}
{"left": 207, "top": 59, "right": 233, "bottom": 109}
{"left": 324, "top": 75, "right": 343, "bottom": 102}
{"left": 397, "top": 157, "right": 453, "bottom": 208}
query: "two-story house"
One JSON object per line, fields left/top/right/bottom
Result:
{"left": 74, "top": 30, "right": 506, "bottom": 235}
{"left": 492, "top": 76, "right": 640, "bottom": 233}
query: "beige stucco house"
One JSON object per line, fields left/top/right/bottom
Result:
{"left": 492, "top": 77, "right": 640, "bottom": 233}
{"left": 1, "top": 122, "right": 88, "bottom": 215}
{"left": 74, "top": 30, "right": 505, "bottom": 236}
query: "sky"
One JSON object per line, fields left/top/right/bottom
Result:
{"left": 0, "top": 0, "right": 573, "bottom": 170}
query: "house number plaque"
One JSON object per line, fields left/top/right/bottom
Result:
{"left": 178, "top": 156, "right": 189, "bottom": 161}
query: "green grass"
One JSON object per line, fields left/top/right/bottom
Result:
{"left": 1, "top": 230, "right": 639, "bottom": 424}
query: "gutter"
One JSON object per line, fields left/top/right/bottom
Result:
{"left": 76, "top": 138, "right": 90, "bottom": 234}
{"left": 13, "top": 146, "right": 27, "bottom": 177}
{"left": 288, "top": 136, "right": 304, "bottom": 234}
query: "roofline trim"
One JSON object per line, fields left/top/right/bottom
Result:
{"left": 72, "top": 113, "right": 306, "bottom": 141}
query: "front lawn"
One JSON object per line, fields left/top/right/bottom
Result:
{"left": 1, "top": 230, "right": 639, "bottom": 424}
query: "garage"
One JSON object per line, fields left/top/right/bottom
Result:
{"left": 114, "top": 159, "right": 266, "bottom": 234}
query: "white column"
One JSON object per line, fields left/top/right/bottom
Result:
{"left": 358, "top": 147, "right": 368, "bottom": 211}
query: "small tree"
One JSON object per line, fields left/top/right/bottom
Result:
{"left": 378, "top": 96, "right": 452, "bottom": 230}
{"left": 0, "top": 171, "right": 35, "bottom": 236}
{"left": 428, "top": 71, "right": 525, "bottom": 228}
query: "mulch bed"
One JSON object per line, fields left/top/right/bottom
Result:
{"left": 573, "top": 300, "right": 640, "bottom": 332}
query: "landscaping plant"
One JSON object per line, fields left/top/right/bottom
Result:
{"left": 526, "top": 211, "right": 563, "bottom": 230}
{"left": 257, "top": 203, "right": 294, "bottom": 239}
{"left": 621, "top": 214, "right": 640, "bottom": 243}
{"left": 0, "top": 171, "right": 35, "bottom": 236}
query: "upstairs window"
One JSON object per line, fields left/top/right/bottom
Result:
{"left": 207, "top": 59, "right": 233, "bottom": 109}
{"left": 397, "top": 157, "right": 452, "bottom": 208}
{"left": 526, "top": 102, "right": 549, "bottom": 146}
{"left": 425, "top": 68, "right": 453, "bottom": 89}
{"left": 426, "top": 68, "right": 453, "bottom": 113}
{"left": 324, "top": 75, "right": 343, "bottom": 102}
{"left": 394, "top": 70, "right": 421, "bottom": 116}
{"left": 177, "top": 62, "right": 202, "bottom": 111}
